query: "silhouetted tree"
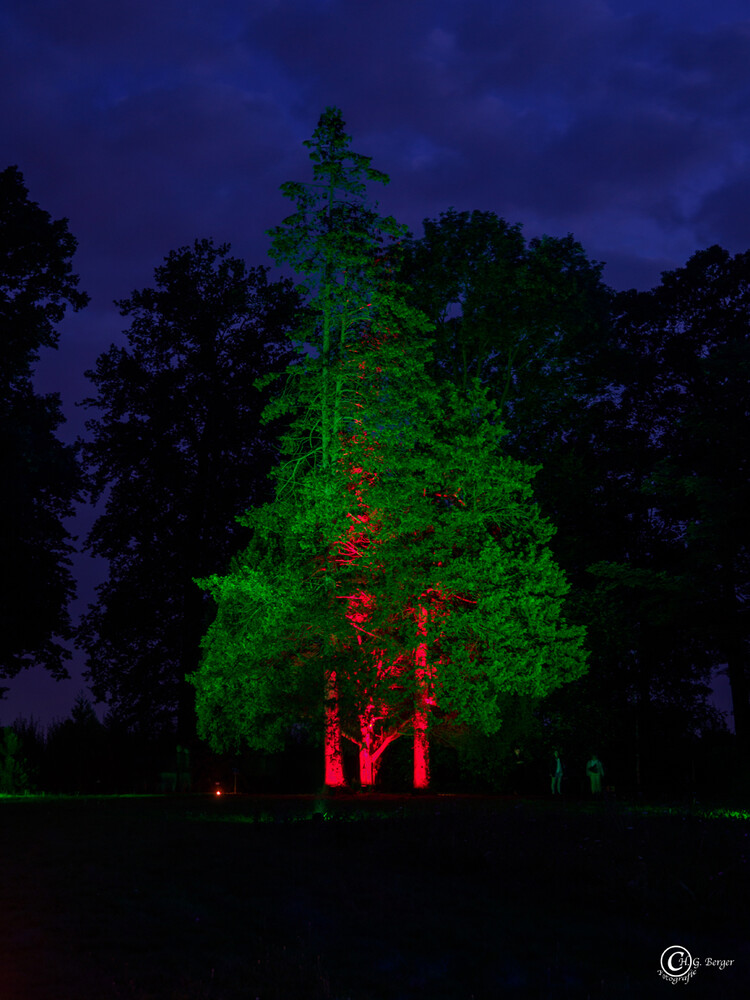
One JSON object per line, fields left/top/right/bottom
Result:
{"left": 44, "top": 695, "right": 105, "bottom": 793}
{"left": 0, "top": 165, "right": 88, "bottom": 689}
{"left": 398, "top": 207, "right": 609, "bottom": 455}
{"left": 542, "top": 247, "right": 745, "bottom": 794}
{"left": 78, "top": 239, "right": 299, "bottom": 737}
{"left": 627, "top": 247, "right": 750, "bottom": 759}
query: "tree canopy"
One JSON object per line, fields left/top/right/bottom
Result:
{"left": 78, "top": 239, "right": 300, "bottom": 734}
{"left": 190, "top": 109, "right": 588, "bottom": 788}
{"left": 0, "top": 165, "right": 88, "bottom": 686}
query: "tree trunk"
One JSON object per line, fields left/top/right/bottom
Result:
{"left": 413, "top": 704, "right": 430, "bottom": 790}
{"left": 413, "top": 604, "right": 431, "bottom": 790}
{"left": 358, "top": 700, "right": 378, "bottom": 789}
{"left": 324, "top": 669, "right": 346, "bottom": 787}
{"left": 358, "top": 726, "right": 401, "bottom": 788}
{"left": 359, "top": 745, "right": 380, "bottom": 787}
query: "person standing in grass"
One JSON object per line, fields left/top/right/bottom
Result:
{"left": 550, "top": 748, "right": 564, "bottom": 795}
{"left": 586, "top": 753, "right": 604, "bottom": 796}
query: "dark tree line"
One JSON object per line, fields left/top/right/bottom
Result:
{"left": 399, "top": 210, "right": 747, "bottom": 796}
{"left": 2, "top": 158, "right": 747, "bottom": 797}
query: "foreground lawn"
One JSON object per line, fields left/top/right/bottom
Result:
{"left": 0, "top": 793, "right": 747, "bottom": 998}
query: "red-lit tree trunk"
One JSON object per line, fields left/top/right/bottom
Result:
{"left": 413, "top": 604, "right": 431, "bottom": 790}
{"left": 324, "top": 668, "right": 346, "bottom": 788}
{"left": 359, "top": 747, "right": 379, "bottom": 786}
{"left": 346, "top": 594, "right": 402, "bottom": 789}
{"left": 358, "top": 698, "right": 379, "bottom": 786}
{"left": 356, "top": 702, "right": 405, "bottom": 787}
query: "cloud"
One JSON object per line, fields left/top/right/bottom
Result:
{"left": 2, "top": 0, "right": 750, "bottom": 321}
{"left": 694, "top": 173, "right": 750, "bottom": 251}
{"left": 4, "top": 2, "right": 749, "bottom": 262}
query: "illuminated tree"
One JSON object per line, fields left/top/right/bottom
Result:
{"left": 191, "top": 109, "right": 588, "bottom": 790}
{"left": 262, "top": 105, "right": 435, "bottom": 784}
{"left": 329, "top": 382, "right": 589, "bottom": 788}
{"left": 193, "top": 374, "right": 588, "bottom": 788}
{"left": 397, "top": 208, "right": 610, "bottom": 765}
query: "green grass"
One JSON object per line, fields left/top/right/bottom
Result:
{"left": 0, "top": 793, "right": 748, "bottom": 998}
{"left": 624, "top": 801, "right": 750, "bottom": 822}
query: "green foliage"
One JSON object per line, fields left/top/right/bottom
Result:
{"left": 191, "top": 110, "right": 588, "bottom": 762}
{"left": 0, "top": 166, "right": 88, "bottom": 681}
{"left": 0, "top": 726, "right": 31, "bottom": 793}
{"left": 266, "top": 106, "right": 433, "bottom": 480}
{"left": 331, "top": 382, "right": 588, "bottom": 735}
{"left": 268, "top": 106, "right": 401, "bottom": 303}
{"left": 194, "top": 535, "right": 331, "bottom": 753}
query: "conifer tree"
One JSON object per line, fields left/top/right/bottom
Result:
{"left": 194, "top": 107, "right": 435, "bottom": 784}
{"left": 190, "top": 109, "right": 588, "bottom": 789}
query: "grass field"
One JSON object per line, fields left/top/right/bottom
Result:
{"left": 0, "top": 793, "right": 747, "bottom": 999}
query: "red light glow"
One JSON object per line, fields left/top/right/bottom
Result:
{"left": 319, "top": 347, "right": 466, "bottom": 792}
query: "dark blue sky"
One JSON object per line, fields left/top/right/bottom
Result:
{"left": 2, "top": 0, "right": 743, "bottom": 726}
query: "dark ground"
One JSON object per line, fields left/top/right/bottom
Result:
{"left": 0, "top": 793, "right": 747, "bottom": 999}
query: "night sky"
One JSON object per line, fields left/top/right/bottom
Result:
{"left": 2, "top": 0, "right": 743, "bottom": 726}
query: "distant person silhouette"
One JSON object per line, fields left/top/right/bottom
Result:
{"left": 550, "top": 748, "right": 564, "bottom": 795}
{"left": 586, "top": 753, "right": 604, "bottom": 796}
{"left": 511, "top": 746, "right": 525, "bottom": 795}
